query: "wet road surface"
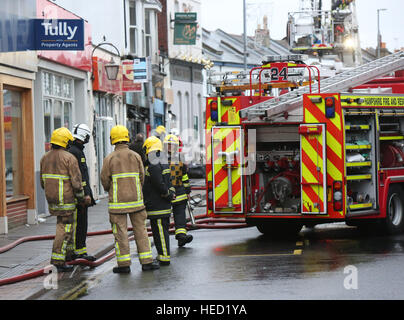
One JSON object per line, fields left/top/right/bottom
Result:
{"left": 38, "top": 223, "right": 404, "bottom": 300}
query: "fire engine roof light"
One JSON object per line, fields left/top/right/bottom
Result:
{"left": 262, "top": 54, "right": 307, "bottom": 64}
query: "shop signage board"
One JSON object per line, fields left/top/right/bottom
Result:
{"left": 133, "top": 57, "right": 149, "bottom": 83}
{"left": 34, "top": 19, "right": 85, "bottom": 51}
{"left": 0, "top": 18, "right": 85, "bottom": 52}
{"left": 122, "top": 60, "right": 142, "bottom": 92}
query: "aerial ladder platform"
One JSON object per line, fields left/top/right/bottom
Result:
{"left": 239, "top": 51, "right": 404, "bottom": 121}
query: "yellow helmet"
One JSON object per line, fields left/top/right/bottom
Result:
{"left": 110, "top": 125, "right": 130, "bottom": 145}
{"left": 50, "top": 127, "right": 73, "bottom": 148}
{"left": 155, "top": 125, "right": 166, "bottom": 135}
{"left": 164, "top": 134, "right": 180, "bottom": 150}
{"left": 143, "top": 136, "right": 163, "bottom": 155}
{"left": 164, "top": 134, "right": 180, "bottom": 146}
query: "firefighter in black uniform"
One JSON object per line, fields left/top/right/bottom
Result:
{"left": 67, "top": 123, "right": 96, "bottom": 261}
{"left": 143, "top": 136, "right": 175, "bottom": 266}
{"left": 164, "top": 134, "right": 193, "bottom": 247}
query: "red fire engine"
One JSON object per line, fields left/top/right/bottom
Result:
{"left": 205, "top": 51, "right": 404, "bottom": 237}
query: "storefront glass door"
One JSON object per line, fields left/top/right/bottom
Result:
{"left": 3, "top": 89, "right": 23, "bottom": 199}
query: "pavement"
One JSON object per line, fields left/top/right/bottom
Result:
{"left": 0, "top": 198, "right": 116, "bottom": 300}
{"left": 0, "top": 182, "right": 206, "bottom": 300}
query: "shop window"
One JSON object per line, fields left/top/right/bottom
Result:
{"left": 42, "top": 71, "right": 74, "bottom": 151}
{"left": 193, "top": 115, "right": 198, "bottom": 139}
{"left": 95, "top": 93, "right": 113, "bottom": 118}
{"left": 4, "top": 89, "right": 23, "bottom": 198}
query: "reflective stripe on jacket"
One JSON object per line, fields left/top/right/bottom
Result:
{"left": 100, "top": 143, "right": 145, "bottom": 214}
{"left": 40, "top": 148, "right": 84, "bottom": 216}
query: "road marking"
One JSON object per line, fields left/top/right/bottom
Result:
{"left": 58, "top": 281, "right": 88, "bottom": 300}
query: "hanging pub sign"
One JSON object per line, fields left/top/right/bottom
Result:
{"left": 174, "top": 12, "right": 197, "bottom": 45}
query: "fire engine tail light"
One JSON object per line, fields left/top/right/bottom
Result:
{"left": 325, "top": 97, "right": 336, "bottom": 119}
{"left": 333, "top": 180, "right": 343, "bottom": 211}
{"left": 210, "top": 100, "right": 219, "bottom": 121}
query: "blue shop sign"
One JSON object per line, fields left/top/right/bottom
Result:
{"left": 34, "top": 19, "right": 84, "bottom": 51}
{"left": 154, "top": 98, "right": 165, "bottom": 115}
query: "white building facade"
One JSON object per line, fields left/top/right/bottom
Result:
{"left": 160, "top": 0, "right": 205, "bottom": 163}
{"left": 47, "top": 0, "right": 163, "bottom": 196}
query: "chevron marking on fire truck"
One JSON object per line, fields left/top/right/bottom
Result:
{"left": 303, "top": 95, "right": 345, "bottom": 215}
{"left": 212, "top": 127, "right": 242, "bottom": 210}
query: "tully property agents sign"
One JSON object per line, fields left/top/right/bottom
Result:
{"left": 34, "top": 19, "right": 84, "bottom": 50}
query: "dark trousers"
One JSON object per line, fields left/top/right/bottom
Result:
{"left": 73, "top": 205, "right": 88, "bottom": 255}
{"left": 173, "top": 201, "right": 188, "bottom": 237}
{"left": 150, "top": 217, "right": 170, "bottom": 262}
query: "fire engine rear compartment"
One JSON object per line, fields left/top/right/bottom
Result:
{"left": 246, "top": 124, "right": 302, "bottom": 215}
{"left": 243, "top": 106, "right": 404, "bottom": 218}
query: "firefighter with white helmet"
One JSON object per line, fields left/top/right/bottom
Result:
{"left": 164, "top": 134, "right": 193, "bottom": 247}
{"left": 143, "top": 136, "right": 175, "bottom": 265}
{"left": 67, "top": 123, "right": 96, "bottom": 262}
{"left": 40, "top": 127, "right": 85, "bottom": 272}
{"left": 101, "top": 125, "right": 159, "bottom": 273}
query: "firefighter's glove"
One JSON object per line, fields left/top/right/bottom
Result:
{"left": 162, "top": 189, "right": 176, "bottom": 201}
{"left": 83, "top": 195, "right": 92, "bottom": 207}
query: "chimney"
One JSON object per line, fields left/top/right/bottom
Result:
{"left": 254, "top": 15, "right": 270, "bottom": 48}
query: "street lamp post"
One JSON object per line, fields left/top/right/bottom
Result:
{"left": 377, "top": 8, "right": 387, "bottom": 59}
{"left": 243, "top": 0, "right": 247, "bottom": 72}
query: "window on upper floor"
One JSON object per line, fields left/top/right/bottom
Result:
{"left": 145, "top": 9, "right": 152, "bottom": 57}
{"left": 129, "top": 0, "right": 138, "bottom": 55}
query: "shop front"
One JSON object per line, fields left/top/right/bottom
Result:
{"left": 33, "top": 0, "right": 93, "bottom": 215}
{"left": 0, "top": 55, "right": 37, "bottom": 233}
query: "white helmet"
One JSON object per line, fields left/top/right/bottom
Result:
{"left": 73, "top": 123, "right": 91, "bottom": 144}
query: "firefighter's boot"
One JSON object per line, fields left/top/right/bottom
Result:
{"left": 176, "top": 233, "right": 193, "bottom": 247}
{"left": 142, "top": 260, "right": 160, "bottom": 271}
{"left": 113, "top": 266, "right": 131, "bottom": 274}
{"left": 76, "top": 253, "right": 97, "bottom": 262}
{"left": 54, "top": 264, "right": 74, "bottom": 273}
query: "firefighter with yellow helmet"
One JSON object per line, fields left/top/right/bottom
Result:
{"left": 40, "top": 127, "right": 85, "bottom": 272}
{"left": 154, "top": 125, "right": 166, "bottom": 141}
{"left": 164, "top": 134, "right": 193, "bottom": 247}
{"left": 143, "top": 136, "right": 175, "bottom": 265}
{"left": 101, "top": 125, "right": 159, "bottom": 273}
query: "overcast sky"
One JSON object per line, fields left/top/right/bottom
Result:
{"left": 201, "top": 0, "right": 403, "bottom": 52}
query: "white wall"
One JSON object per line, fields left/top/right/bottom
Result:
{"left": 166, "top": 0, "right": 202, "bottom": 60}
{"left": 51, "top": 0, "right": 126, "bottom": 53}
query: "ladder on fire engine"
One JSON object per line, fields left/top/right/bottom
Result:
{"left": 240, "top": 50, "right": 404, "bottom": 120}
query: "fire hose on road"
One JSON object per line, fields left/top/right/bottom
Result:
{"left": 0, "top": 213, "right": 249, "bottom": 286}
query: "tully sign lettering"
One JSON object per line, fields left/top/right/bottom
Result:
{"left": 35, "top": 19, "right": 84, "bottom": 50}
